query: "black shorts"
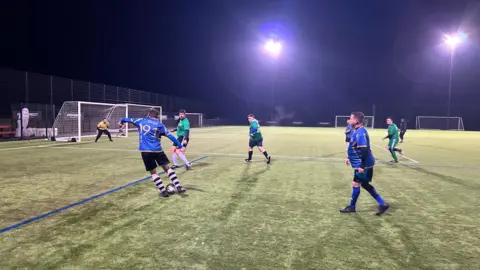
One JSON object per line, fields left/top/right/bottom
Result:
{"left": 353, "top": 168, "right": 374, "bottom": 183}
{"left": 98, "top": 129, "right": 110, "bottom": 135}
{"left": 249, "top": 139, "right": 263, "bottom": 148}
{"left": 141, "top": 152, "right": 170, "bottom": 171}
{"left": 345, "top": 136, "right": 351, "bottom": 143}
{"left": 173, "top": 136, "right": 189, "bottom": 147}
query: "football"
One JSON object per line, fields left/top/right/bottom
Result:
{"left": 166, "top": 184, "right": 176, "bottom": 194}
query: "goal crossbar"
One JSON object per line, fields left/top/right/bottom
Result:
{"left": 415, "top": 116, "right": 464, "bottom": 130}
{"left": 335, "top": 115, "right": 375, "bottom": 128}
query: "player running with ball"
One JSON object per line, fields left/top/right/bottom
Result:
{"left": 120, "top": 109, "right": 186, "bottom": 197}
{"left": 341, "top": 112, "right": 389, "bottom": 216}
{"left": 245, "top": 114, "right": 271, "bottom": 164}
{"left": 170, "top": 109, "right": 191, "bottom": 170}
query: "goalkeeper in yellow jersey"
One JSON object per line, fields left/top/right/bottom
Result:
{"left": 95, "top": 118, "right": 113, "bottom": 142}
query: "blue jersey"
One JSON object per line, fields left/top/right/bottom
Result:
{"left": 347, "top": 126, "right": 375, "bottom": 169}
{"left": 345, "top": 124, "right": 353, "bottom": 139}
{"left": 120, "top": 117, "right": 182, "bottom": 152}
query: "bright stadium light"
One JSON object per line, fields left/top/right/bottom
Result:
{"left": 444, "top": 35, "right": 461, "bottom": 48}
{"left": 443, "top": 32, "right": 467, "bottom": 130}
{"left": 263, "top": 39, "right": 282, "bottom": 121}
{"left": 264, "top": 40, "right": 282, "bottom": 57}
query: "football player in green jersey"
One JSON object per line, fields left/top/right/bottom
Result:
{"left": 170, "top": 109, "right": 191, "bottom": 170}
{"left": 246, "top": 114, "right": 271, "bottom": 164}
{"left": 383, "top": 117, "right": 403, "bottom": 163}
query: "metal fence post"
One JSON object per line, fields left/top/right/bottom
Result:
{"left": 20, "top": 102, "right": 23, "bottom": 140}
{"left": 50, "top": 76, "right": 53, "bottom": 105}
{"left": 25, "top": 72, "right": 29, "bottom": 103}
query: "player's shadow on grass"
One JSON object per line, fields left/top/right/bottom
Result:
{"left": 217, "top": 165, "right": 270, "bottom": 221}
{"left": 402, "top": 165, "right": 479, "bottom": 190}
{"left": 353, "top": 214, "right": 420, "bottom": 268}
{"left": 185, "top": 162, "right": 211, "bottom": 169}
{"left": 182, "top": 185, "right": 205, "bottom": 193}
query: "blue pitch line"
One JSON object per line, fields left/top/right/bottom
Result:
{"left": 0, "top": 156, "right": 209, "bottom": 234}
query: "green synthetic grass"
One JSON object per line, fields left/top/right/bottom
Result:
{"left": 0, "top": 126, "right": 479, "bottom": 270}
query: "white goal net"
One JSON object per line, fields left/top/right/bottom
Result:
{"left": 51, "top": 101, "right": 162, "bottom": 141}
{"left": 335, "top": 115, "right": 374, "bottom": 128}
{"left": 124, "top": 103, "right": 162, "bottom": 137}
{"left": 415, "top": 116, "right": 464, "bottom": 130}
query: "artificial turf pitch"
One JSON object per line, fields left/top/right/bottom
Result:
{"left": 0, "top": 126, "right": 479, "bottom": 269}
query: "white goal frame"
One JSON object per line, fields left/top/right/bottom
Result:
{"left": 335, "top": 115, "right": 374, "bottom": 129}
{"left": 415, "top": 116, "right": 465, "bottom": 130}
{"left": 52, "top": 101, "right": 163, "bottom": 142}
{"left": 124, "top": 103, "right": 162, "bottom": 138}
{"left": 175, "top": 112, "right": 204, "bottom": 127}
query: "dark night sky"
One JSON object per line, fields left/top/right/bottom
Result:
{"left": 1, "top": 0, "right": 479, "bottom": 126}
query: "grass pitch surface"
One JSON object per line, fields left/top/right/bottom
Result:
{"left": 0, "top": 127, "right": 479, "bottom": 269}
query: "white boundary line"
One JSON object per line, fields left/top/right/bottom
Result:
{"left": 0, "top": 141, "right": 95, "bottom": 152}
{"left": 31, "top": 146, "right": 422, "bottom": 165}
{"left": 371, "top": 143, "right": 419, "bottom": 163}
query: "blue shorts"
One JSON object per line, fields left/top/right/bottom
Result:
{"left": 249, "top": 139, "right": 263, "bottom": 148}
{"left": 353, "top": 168, "right": 373, "bottom": 183}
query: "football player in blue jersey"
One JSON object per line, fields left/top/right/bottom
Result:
{"left": 120, "top": 109, "right": 186, "bottom": 197}
{"left": 341, "top": 112, "right": 390, "bottom": 215}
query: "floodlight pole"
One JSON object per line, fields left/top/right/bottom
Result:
{"left": 271, "top": 65, "right": 276, "bottom": 122}
{"left": 446, "top": 46, "right": 454, "bottom": 130}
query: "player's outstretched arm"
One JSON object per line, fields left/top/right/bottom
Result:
{"left": 166, "top": 133, "right": 183, "bottom": 149}
{"left": 120, "top": 117, "right": 141, "bottom": 126}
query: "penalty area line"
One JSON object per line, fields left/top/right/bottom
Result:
{"left": 0, "top": 155, "right": 209, "bottom": 234}
{"left": 371, "top": 143, "right": 419, "bottom": 163}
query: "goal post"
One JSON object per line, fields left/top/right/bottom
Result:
{"left": 124, "top": 103, "right": 162, "bottom": 138}
{"left": 51, "top": 101, "right": 163, "bottom": 142}
{"left": 335, "top": 115, "right": 374, "bottom": 128}
{"left": 415, "top": 116, "right": 465, "bottom": 130}
{"left": 51, "top": 101, "right": 127, "bottom": 142}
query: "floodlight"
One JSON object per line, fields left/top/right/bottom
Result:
{"left": 264, "top": 40, "right": 282, "bottom": 56}
{"left": 444, "top": 35, "right": 461, "bottom": 48}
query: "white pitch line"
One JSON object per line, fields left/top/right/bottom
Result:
{"left": 6, "top": 144, "right": 421, "bottom": 165}
{"left": 0, "top": 141, "right": 95, "bottom": 152}
{"left": 37, "top": 146, "right": 347, "bottom": 161}
{"left": 371, "top": 143, "right": 419, "bottom": 163}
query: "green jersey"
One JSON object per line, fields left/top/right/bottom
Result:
{"left": 249, "top": 120, "right": 263, "bottom": 141}
{"left": 177, "top": 118, "right": 190, "bottom": 137}
{"left": 387, "top": 124, "right": 399, "bottom": 141}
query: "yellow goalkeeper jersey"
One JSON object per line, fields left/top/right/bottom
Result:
{"left": 97, "top": 121, "right": 109, "bottom": 130}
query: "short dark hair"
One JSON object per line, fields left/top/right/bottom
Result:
{"left": 179, "top": 109, "right": 186, "bottom": 114}
{"left": 387, "top": 117, "right": 393, "bottom": 121}
{"left": 248, "top": 114, "right": 255, "bottom": 118}
{"left": 351, "top": 112, "right": 365, "bottom": 124}
{"left": 148, "top": 109, "right": 159, "bottom": 117}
